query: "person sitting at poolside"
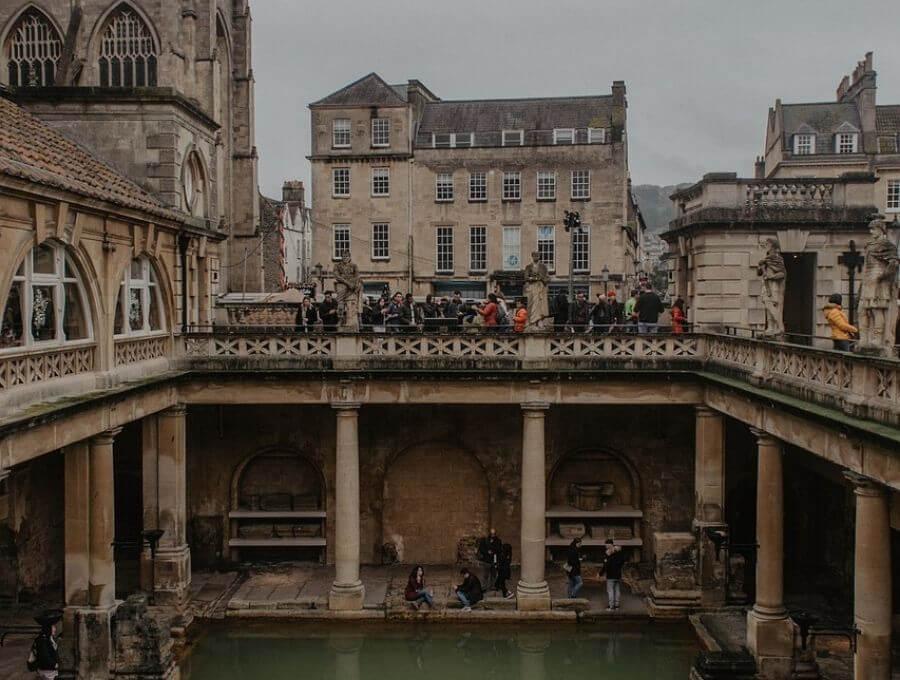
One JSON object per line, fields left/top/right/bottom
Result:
{"left": 452, "top": 567, "right": 484, "bottom": 612}
{"left": 404, "top": 565, "right": 434, "bottom": 610}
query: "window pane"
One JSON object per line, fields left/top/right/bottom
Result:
{"left": 33, "top": 243, "right": 56, "bottom": 274}
{"left": 469, "top": 226, "right": 486, "bottom": 272}
{"left": 131, "top": 259, "right": 143, "bottom": 279}
{"left": 148, "top": 287, "right": 161, "bottom": 330}
{"left": 128, "top": 287, "right": 144, "bottom": 332}
{"left": 63, "top": 282, "right": 88, "bottom": 340}
{"left": 436, "top": 227, "right": 454, "bottom": 272}
{"left": 502, "top": 227, "right": 521, "bottom": 270}
{"left": 114, "top": 286, "right": 125, "bottom": 335}
{"left": 1, "top": 282, "right": 24, "bottom": 348}
{"left": 31, "top": 285, "right": 56, "bottom": 341}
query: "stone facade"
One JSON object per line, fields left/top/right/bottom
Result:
{"left": 309, "top": 74, "right": 640, "bottom": 299}
{"left": 0, "top": 0, "right": 260, "bottom": 292}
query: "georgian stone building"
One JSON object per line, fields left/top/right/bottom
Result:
{"left": 309, "top": 73, "right": 641, "bottom": 299}
{"left": 0, "top": 0, "right": 262, "bottom": 293}
{"left": 762, "top": 52, "right": 900, "bottom": 217}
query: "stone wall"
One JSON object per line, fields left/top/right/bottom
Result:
{"left": 185, "top": 404, "right": 695, "bottom": 569}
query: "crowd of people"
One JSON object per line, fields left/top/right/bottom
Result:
{"left": 293, "top": 283, "right": 688, "bottom": 334}
{"left": 403, "top": 529, "right": 629, "bottom": 613}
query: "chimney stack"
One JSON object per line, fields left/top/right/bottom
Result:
{"left": 282, "top": 180, "right": 305, "bottom": 205}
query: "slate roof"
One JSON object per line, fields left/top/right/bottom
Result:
{"left": 876, "top": 105, "right": 900, "bottom": 134}
{"left": 310, "top": 73, "right": 408, "bottom": 107}
{"left": 418, "top": 95, "right": 614, "bottom": 134}
{"left": 781, "top": 102, "right": 861, "bottom": 153}
{"left": 0, "top": 96, "right": 177, "bottom": 220}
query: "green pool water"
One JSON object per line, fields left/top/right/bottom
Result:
{"left": 179, "top": 621, "right": 699, "bottom": 679}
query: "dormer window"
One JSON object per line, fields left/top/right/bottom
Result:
{"left": 502, "top": 130, "right": 524, "bottom": 146}
{"left": 432, "top": 133, "right": 472, "bottom": 148}
{"left": 553, "top": 128, "right": 575, "bottom": 145}
{"left": 835, "top": 132, "right": 858, "bottom": 154}
{"left": 588, "top": 128, "right": 607, "bottom": 144}
{"left": 793, "top": 134, "right": 815, "bottom": 155}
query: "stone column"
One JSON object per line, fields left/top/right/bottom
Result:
{"left": 746, "top": 428, "right": 793, "bottom": 678}
{"left": 694, "top": 406, "right": 726, "bottom": 606}
{"left": 329, "top": 403, "right": 364, "bottom": 610}
{"left": 61, "top": 429, "right": 120, "bottom": 679}
{"left": 846, "top": 473, "right": 893, "bottom": 680}
{"left": 153, "top": 406, "right": 191, "bottom": 606}
{"left": 517, "top": 403, "right": 551, "bottom": 611}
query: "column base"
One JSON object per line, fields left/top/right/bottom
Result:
{"left": 516, "top": 580, "right": 551, "bottom": 611}
{"left": 647, "top": 586, "right": 701, "bottom": 618}
{"left": 152, "top": 545, "right": 192, "bottom": 607}
{"left": 60, "top": 605, "right": 115, "bottom": 680}
{"left": 329, "top": 580, "right": 365, "bottom": 611}
{"left": 747, "top": 608, "right": 794, "bottom": 679}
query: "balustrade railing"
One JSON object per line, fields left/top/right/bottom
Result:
{"left": 114, "top": 335, "right": 169, "bottom": 366}
{"left": 0, "top": 343, "right": 95, "bottom": 391}
{"left": 743, "top": 179, "right": 835, "bottom": 208}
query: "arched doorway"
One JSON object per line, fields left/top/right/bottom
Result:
{"left": 383, "top": 442, "right": 489, "bottom": 564}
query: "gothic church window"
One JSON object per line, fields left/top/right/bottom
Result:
{"left": 1, "top": 242, "right": 92, "bottom": 349}
{"left": 98, "top": 5, "right": 158, "bottom": 87}
{"left": 4, "top": 9, "right": 62, "bottom": 87}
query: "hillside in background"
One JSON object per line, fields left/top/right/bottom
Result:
{"left": 633, "top": 184, "right": 691, "bottom": 235}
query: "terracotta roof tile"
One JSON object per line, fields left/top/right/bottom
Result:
{"left": 0, "top": 96, "right": 179, "bottom": 220}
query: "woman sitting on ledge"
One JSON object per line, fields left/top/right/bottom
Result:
{"left": 405, "top": 565, "right": 434, "bottom": 610}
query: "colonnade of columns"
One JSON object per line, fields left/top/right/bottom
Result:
{"left": 692, "top": 409, "right": 894, "bottom": 680}
{"left": 61, "top": 405, "right": 189, "bottom": 678}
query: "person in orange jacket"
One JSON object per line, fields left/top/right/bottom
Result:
{"left": 513, "top": 298, "right": 528, "bottom": 332}
{"left": 823, "top": 293, "right": 857, "bottom": 352}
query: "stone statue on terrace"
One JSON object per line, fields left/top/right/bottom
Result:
{"left": 857, "top": 215, "right": 899, "bottom": 354}
{"left": 523, "top": 251, "right": 551, "bottom": 332}
{"left": 333, "top": 252, "right": 362, "bottom": 331}
{"left": 757, "top": 238, "right": 786, "bottom": 338}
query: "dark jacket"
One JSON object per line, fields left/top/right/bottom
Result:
{"left": 571, "top": 300, "right": 591, "bottom": 326}
{"left": 421, "top": 302, "right": 440, "bottom": 318}
{"left": 635, "top": 291, "right": 664, "bottom": 323}
{"left": 320, "top": 298, "right": 339, "bottom": 326}
{"left": 553, "top": 294, "right": 569, "bottom": 326}
{"left": 32, "top": 632, "right": 58, "bottom": 671}
{"left": 591, "top": 301, "right": 610, "bottom": 327}
{"left": 458, "top": 574, "right": 484, "bottom": 604}
{"left": 566, "top": 542, "right": 582, "bottom": 577}
{"left": 405, "top": 575, "right": 425, "bottom": 601}
{"left": 608, "top": 300, "right": 624, "bottom": 325}
{"left": 297, "top": 304, "right": 319, "bottom": 329}
{"left": 601, "top": 549, "right": 628, "bottom": 580}
{"left": 444, "top": 301, "right": 462, "bottom": 320}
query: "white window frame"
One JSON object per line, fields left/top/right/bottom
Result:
{"left": 537, "top": 171, "right": 557, "bottom": 200}
{"left": 572, "top": 225, "right": 590, "bottom": 273}
{"left": 571, "top": 170, "right": 591, "bottom": 200}
{"left": 469, "top": 226, "right": 487, "bottom": 272}
{"left": 332, "top": 167, "right": 350, "bottom": 197}
{"left": 436, "top": 226, "right": 454, "bottom": 273}
{"left": 502, "top": 171, "right": 521, "bottom": 201}
{"left": 332, "top": 224, "right": 351, "bottom": 260}
{"left": 588, "top": 128, "right": 607, "bottom": 144}
{"left": 371, "top": 223, "right": 390, "bottom": 260}
{"left": 469, "top": 172, "right": 487, "bottom": 201}
{"left": 332, "top": 119, "right": 351, "bottom": 148}
{"left": 452, "top": 132, "right": 473, "bottom": 148}
{"left": 537, "top": 225, "right": 555, "bottom": 272}
{"left": 793, "top": 134, "right": 815, "bottom": 155}
{"left": 435, "top": 172, "right": 454, "bottom": 202}
{"left": 371, "top": 167, "right": 389, "bottom": 197}
{"left": 553, "top": 128, "right": 575, "bottom": 145}
{"left": 502, "top": 226, "right": 521, "bottom": 271}
{"left": 371, "top": 118, "right": 390, "bottom": 147}
{"left": 2, "top": 242, "right": 94, "bottom": 351}
{"left": 835, "top": 132, "right": 858, "bottom": 154}
{"left": 887, "top": 179, "right": 900, "bottom": 213}
{"left": 432, "top": 132, "right": 451, "bottom": 148}
{"left": 502, "top": 129, "right": 524, "bottom": 146}
{"left": 115, "top": 256, "right": 164, "bottom": 338}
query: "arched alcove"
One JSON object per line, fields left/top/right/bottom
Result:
{"left": 382, "top": 441, "right": 489, "bottom": 565}
{"left": 228, "top": 449, "right": 326, "bottom": 562}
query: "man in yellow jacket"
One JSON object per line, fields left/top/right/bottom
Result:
{"left": 823, "top": 293, "right": 857, "bottom": 352}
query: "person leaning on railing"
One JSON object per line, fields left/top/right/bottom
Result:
{"left": 823, "top": 293, "right": 858, "bottom": 352}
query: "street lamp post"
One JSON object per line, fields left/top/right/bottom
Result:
{"left": 838, "top": 241, "right": 864, "bottom": 326}
{"left": 563, "top": 210, "right": 582, "bottom": 305}
{"left": 600, "top": 264, "right": 610, "bottom": 295}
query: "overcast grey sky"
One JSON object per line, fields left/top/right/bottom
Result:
{"left": 251, "top": 0, "right": 900, "bottom": 199}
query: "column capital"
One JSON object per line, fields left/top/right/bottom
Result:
{"left": 90, "top": 427, "right": 123, "bottom": 446}
{"left": 159, "top": 404, "right": 187, "bottom": 418}
{"left": 331, "top": 402, "right": 361, "bottom": 412}
{"left": 521, "top": 402, "right": 550, "bottom": 413}
{"left": 695, "top": 405, "right": 721, "bottom": 418}
{"left": 750, "top": 427, "right": 780, "bottom": 447}
{"left": 843, "top": 471, "right": 888, "bottom": 497}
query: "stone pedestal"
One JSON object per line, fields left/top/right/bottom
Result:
{"left": 847, "top": 474, "right": 893, "bottom": 680}
{"left": 330, "top": 403, "right": 365, "bottom": 610}
{"left": 747, "top": 429, "right": 793, "bottom": 678}
{"left": 648, "top": 531, "right": 701, "bottom": 617}
{"left": 516, "top": 403, "right": 551, "bottom": 611}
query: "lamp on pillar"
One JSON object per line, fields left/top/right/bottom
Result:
{"left": 837, "top": 241, "right": 864, "bottom": 326}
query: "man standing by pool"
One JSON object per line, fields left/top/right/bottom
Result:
{"left": 600, "top": 539, "right": 628, "bottom": 610}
